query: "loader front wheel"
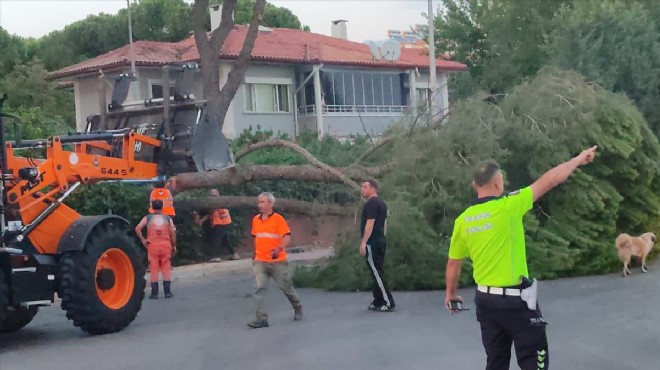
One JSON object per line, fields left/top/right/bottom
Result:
{"left": 58, "top": 222, "right": 146, "bottom": 335}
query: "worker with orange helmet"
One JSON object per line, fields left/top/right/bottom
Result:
{"left": 149, "top": 179, "right": 175, "bottom": 216}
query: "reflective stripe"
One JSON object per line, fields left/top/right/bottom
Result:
{"left": 366, "top": 244, "right": 391, "bottom": 307}
{"left": 255, "top": 232, "right": 282, "bottom": 239}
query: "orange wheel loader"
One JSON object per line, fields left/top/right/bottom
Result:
{"left": 0, "top": 64, "right": 233, "bottom": 334}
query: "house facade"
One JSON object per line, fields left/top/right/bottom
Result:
{"left": 51, "top": 24, "right": 466, "bottom": 139}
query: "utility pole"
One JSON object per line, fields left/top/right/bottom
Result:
{"left": 427, "top": 0, "right": 436, "bottom": 116}
{"left": 127, "top": 0, "right": 136, "bottom": 75}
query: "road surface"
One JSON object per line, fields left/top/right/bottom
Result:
{"left": 0, "top": 258, "right": 658, "bottom": 370}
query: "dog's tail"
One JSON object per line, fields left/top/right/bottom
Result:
{"left": 615, "top": 233, "right": 631, "bottom": 261}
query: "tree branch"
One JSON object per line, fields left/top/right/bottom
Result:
{"left": 352, "top": 136, "right": 395, "bottom": 166}
{"left": 176, "top": 196, "right": 353, "bottom": 216}
{"left": 169, "top": 164, "right": 375, "bottom": 194}
{"left": 234, "top": 139, "right": 361, "bottom": 190}
{"left": 209, "top": 0, "right": 237, "bottom": 52}
{"left": 218, "top": 0, "right": 266, "bottom": 112}
{"left": 191, "top": 0, "right": 212, "bottom": 54}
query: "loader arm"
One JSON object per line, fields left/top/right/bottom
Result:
{"left": 3, "top": 130, "right": 161, "bottom": 254}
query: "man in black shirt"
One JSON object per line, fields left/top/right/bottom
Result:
{"left": 360, "top": 179, "right": 395, "bottom": 312}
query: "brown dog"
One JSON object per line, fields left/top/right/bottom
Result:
{"left": 615, "top": 232, "right": 656, "bottom": 276}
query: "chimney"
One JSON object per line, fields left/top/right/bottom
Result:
{"left": 331, "top": 20, "right": 348, "bottom": 40}
{"left": 209, "top": 4, "right": 223, "bottom": 31}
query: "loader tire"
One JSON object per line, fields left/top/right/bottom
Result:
{"left": 58, "top": 222, "right": 146, "bottom": 335}
{"left": 0, "top": 270, "right": 38, "bottom": 333}
{"left": 0, "top": 270, "right": 7, "bottom": 327}
{"left": 0, "top": 307, "right": 38, "bottom": 333}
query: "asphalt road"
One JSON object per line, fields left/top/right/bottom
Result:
{"left": 0, "top": 260, "right": 658, "bottom": 370}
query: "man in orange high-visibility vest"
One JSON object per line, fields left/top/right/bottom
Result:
{"left": 136, "top": 200, "right": 177, "bottom": 299}
{"left": 149, "top": 180, "right": 175, "bottom": 216}
{"left": 193, "top": 189, "right": 239, "bottom": 262}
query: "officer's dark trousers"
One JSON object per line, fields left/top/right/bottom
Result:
{"left": 475, "top": 291, "right": 548, "bottom": 370}
{"left": 365, "top": 241, "right": 395, "bottom": 308}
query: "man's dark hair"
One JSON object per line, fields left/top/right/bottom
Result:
{"left": 155, "top": 180, "right": 166, "bottom": 188}
{"left": 151, "top": 199, "right": 164, "bottom": 211}
{"left": 473, "top": 160, "right": 501, "bottom": 186}
{"left": 363, "top": 179, "right": 379, "bottom": 190}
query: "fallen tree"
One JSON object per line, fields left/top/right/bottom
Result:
{"left": 175, "top": 196, "right": 354, "bottom": 216}
{"left": 169, "top": 164, "right": 380, "bottom": 194}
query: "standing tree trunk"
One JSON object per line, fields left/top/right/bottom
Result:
{"left": 190, "top": 0, "right": 266, "bottom": 128}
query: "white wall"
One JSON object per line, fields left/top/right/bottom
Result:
{"left": 322, "top": 115, "right": 402, "bottom": 138}
{"left": 73, "top": 76, "right": 128, "bottom": 131}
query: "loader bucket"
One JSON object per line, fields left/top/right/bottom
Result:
{"left": 86, "top": 101, "right": 234, "bottom": 175}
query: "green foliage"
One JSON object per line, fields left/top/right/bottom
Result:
{"left": 0, "top": 27, "right": 29, "bottom": 79}
{"left": 295, "top": 200, "right": 455, "bottom": 291}
{"left": 549, "top": 0, "right": 660, "bottom": 136}
{"left": 218, "top": 127, "right": 363, "bottom": 205}
{"left": 0, "top": 61, "right": 74, "bottom": 125}
{"left": 0, "top": 60, "right": 75, "bottom": 145}
{"left": 210, "top": 0, "right": 306, "bottom": 30}
{"left": 435, "top": 0, "right": 570, "bottom": 95}
{"left": 27, "top": 0, "right": 304, "bottom": 71}
{"left": 128, "top": 0, "right": 192, "bottom": 43}
{"left": 296, "top": 68, "right": 660, "bottom": 290}
{"left": 232, "top": 126, "right": 371, "bottom": 167}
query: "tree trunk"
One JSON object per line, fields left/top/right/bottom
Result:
{"left": 191, "top": 0, "right": 266, "bottom": 128}
{"left": 169, "top": 164, "right": 376, "bottom": 194}
{"left": 235, "top": 139, "right": 361, "bottom": 190}
{"left": 176, "top": 196, "right": 354, "bottom": 216}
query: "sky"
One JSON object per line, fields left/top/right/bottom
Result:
{"left": 0, "top": 0, "right": 433, "bottom": 43}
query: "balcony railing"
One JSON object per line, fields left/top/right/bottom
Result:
{"left": 298, "top": 104, "right": 408, "bottom": 116}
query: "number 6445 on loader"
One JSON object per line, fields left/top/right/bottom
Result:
{"left": 0, "top": 65, "right": 233, "bottom": 334}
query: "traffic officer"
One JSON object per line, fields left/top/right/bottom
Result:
{"left": 136, "top": 199, "right": 177, "bottom": 299}
{"left": 149, "top": 179, "right": 175, "bottom": 216}
{"left": 247, "top": 192, "right": 303, "bottom": 329}
{"left": 445, "top": 145, "right": 597, "bottom": 370}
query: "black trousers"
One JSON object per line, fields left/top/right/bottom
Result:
{"left": 212, "top": 224, "right": 235, "bottom": 255}
{"left": 365, "top": 241, "right": 395, "bottom": 308}
{"left": 475, "top": 291, "right": 549, "bottom": 370}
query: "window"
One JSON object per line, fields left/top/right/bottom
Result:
{"left": 244, "top": 83, "right": 290, "bottom": 113}
{"left": 301, "top": 71, "right": 407, "bottom": 109}
{"left": 148, "top": 80, "right": 175, "bottom": 99}
{"left": 151, "top": 84, "right": 164, "bottom": 99}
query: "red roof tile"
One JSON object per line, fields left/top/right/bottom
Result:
{"left": 50, "top": 26, "right": 467, "bottom": 79}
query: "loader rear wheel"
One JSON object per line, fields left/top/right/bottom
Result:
{"left": 0, "top": 270, "right": 38, "bottom": 333}
{"left": 0, "top": 307, "right": 38, "bottom": 333}
{"left": 0, "top": 270, "right": 8, "bottom": 327}
{"left": 59, "top": 223, "right": 146, "bottom": 335}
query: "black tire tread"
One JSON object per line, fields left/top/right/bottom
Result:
{"left": 0, "top": 270, "right": 39, "bottom": 333}
{"left": 0, "top": 270, "right": 8, "bottom": 327}
{"left": 58, "top": 222, "right": 146, "bottom": 335}
{"left": 0, "top": 307, "right": 38, "bottom": 333}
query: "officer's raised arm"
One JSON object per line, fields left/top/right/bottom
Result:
{"left": 530, "top": 145, "right": 597, "bottom": 202}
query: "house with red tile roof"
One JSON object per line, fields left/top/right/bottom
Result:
{"left": 51, "top": 21, "right": 466, "bottom": 139}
